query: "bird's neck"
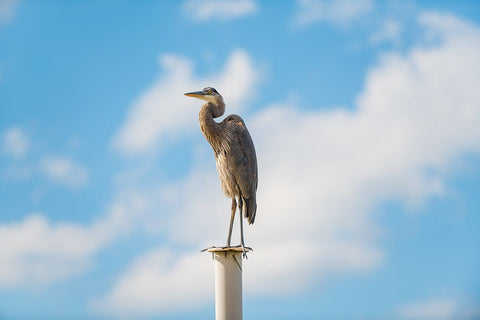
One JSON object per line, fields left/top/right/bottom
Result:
{"left": 199, "top": 100, "right": 225, "bottom": 151}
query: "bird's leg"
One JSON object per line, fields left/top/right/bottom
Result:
{"left": 227, "top": 197, "right": 236, "bottom": 247}
{"left": 239, "top": 200, "right": 245, "bottom": 246}
{"left": 239, "top": 199, "right": 247, "bottom": 258}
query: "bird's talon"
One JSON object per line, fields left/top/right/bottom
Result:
{"left": 241, "top": 245, "right": 248, "bottom": 259}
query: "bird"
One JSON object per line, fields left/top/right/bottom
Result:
{"left": 184, "top": 87, "right": 258, "bottom": 250}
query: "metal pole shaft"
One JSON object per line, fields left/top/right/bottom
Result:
{"left": 214, "top": 250, "right": 243, "bottom": 320}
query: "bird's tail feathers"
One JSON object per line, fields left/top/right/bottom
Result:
{"left": 243, "top": 196, "right": 256, "bottom": 224}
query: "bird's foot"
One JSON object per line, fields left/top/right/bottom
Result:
{"left": 241, "top": 244, "right": 248, "bottom": 259}
{"left": 220, "top": 244, "right": 251, "bottom": 258}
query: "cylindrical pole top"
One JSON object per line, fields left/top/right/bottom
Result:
{"left": 203, "top": 247, "right": 252, "bottom": 320}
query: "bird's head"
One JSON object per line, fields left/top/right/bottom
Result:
{"left": 184, "top": 87, "right": 222, "bottom": 104}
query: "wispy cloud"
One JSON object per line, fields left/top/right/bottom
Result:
{"left": 1, "top": 129, "right": 92, "bottom": 190}
{"left": 112, "top": 49, "right": 259, "bottom": 155}
{"left": 0, "top": 0, "right": 20, "bottom": 25}
{"left": 396, "top": 298, "right": 480, "bottom": 320}
{"left": 40, "top": 156, "right": 90, "bottom": 188}
{"left": 370, "top": 19, "right": 403, "bottom": 45}
{"left": 183, "top": 0, "right": 257, "bottom": 22}
{"left": 2, "top": 127, "right": 29, "bottom": 158}
{"left": 293, "top": 0, "right": 374, "bottom": 28}
{"left": 397, "top": 299, "right": 458, "bottom": 320}
{"left": 96, "top": 11, "right": 480, "bottom": 316}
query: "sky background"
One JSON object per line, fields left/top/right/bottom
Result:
{"left": 1, "top": 0, "right": 480, "bottom": 319}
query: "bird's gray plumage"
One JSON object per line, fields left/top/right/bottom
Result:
{"left": 185, "top": 87, "right": 257, "bottom": 247}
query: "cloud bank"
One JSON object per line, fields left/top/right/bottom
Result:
{"left": 0, "top": 192, "right": 147, "bottom": 287}
{"left": 96, "top": 11, "right": 480, "bottom": 317}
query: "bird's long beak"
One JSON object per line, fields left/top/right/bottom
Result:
{"left": 184, "top": 91, "right": 205, "bottom": 99}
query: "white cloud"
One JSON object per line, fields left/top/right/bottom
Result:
{"left": 2, "top": 127, "right": 29, "bottom": 158}
{"left": 397, "top": 298, "right": 480, "bottom": 320}
{"left": 0, "top": 191, "right": 147, "bottom": 287}
{"left": 183, "top": 0, "right": 257, "bottom": 22}
{"left": 1, "top": 131, "right": 91, "bottom": 188}
{"left": 96, "top": 11, "right": 480, "bottom": 316}
{"left": 40, "top": 155, "right": 90, "bottom": 187}
{"left": 398, "top": 299, "right": 458, "bottom": 320}
{"left": 370, "top": 19, "right": 402, "bottom": 45}
{"left": 92, "top": 249, "right": 213, "bottom": 317}
{"left": 0, "top": 0, "right": 19, "bottom": 25}
{"left": 113, "top": 49, "right": 259, "bottom": 155}
{"left": 293, "top": 0, "right": 373, "bottom": 27}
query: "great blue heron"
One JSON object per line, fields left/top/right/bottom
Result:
{"left": 185, "top": 87, "right": 258, "bottom": 249}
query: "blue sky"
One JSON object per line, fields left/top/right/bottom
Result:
{"left": 1, "top": 0, "right": 480, "bottom": 319}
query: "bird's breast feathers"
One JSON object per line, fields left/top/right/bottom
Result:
{"left": 215, "top": 152, "right": 236, "bottom": 197}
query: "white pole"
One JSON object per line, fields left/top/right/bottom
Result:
{"left": 204, "top": 247, "right": 251, "bottom": 320}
